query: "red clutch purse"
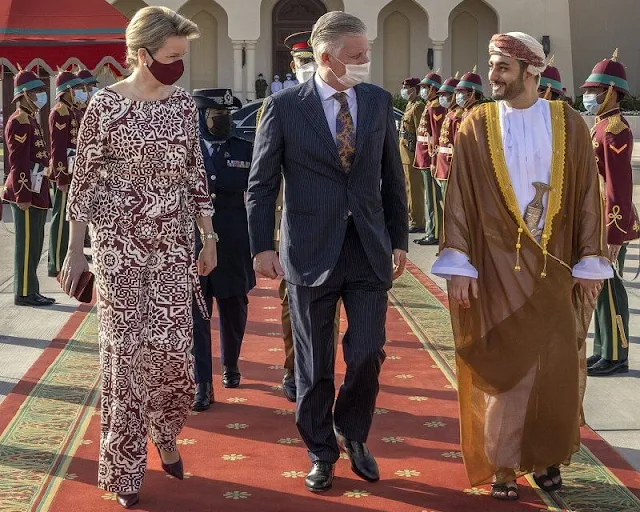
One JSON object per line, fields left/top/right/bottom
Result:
{"left": 57, "top": 271, "right": 95, "bottom": 303}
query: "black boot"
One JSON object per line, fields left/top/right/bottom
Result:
{"left": 192, "top": 382, "right": 213, "bottom": 411}
{"left": 588, "top": 359, "right": 629, "bottom": 376}
{"left": 222, "top": 366, "right": 241, "bottom": 388}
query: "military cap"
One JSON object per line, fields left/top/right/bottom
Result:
{"left": 12, "top": 69, "right": 46, "bottom": 102}
{"left": 438, "top": 76, "right": 461, "bottom": 95}
{"left": 581, "top": 49, "right": 630, "bottom": 96}
{"left": 402, "top": 77, "right": 421, "bottom": 88}
{"left": 285, "top": 31, "right": 313, "bottom": 57}
{"left": 55, "top": 71, "right": 83, "bottom": 99}
{"left": 420, "top": 72, "right": 442, "bottom": 89}
{"left": 77, "top": 69, "right": 99, "bottom": 85}
{"left": 455, "top": 68, "right": 483, "bottom": 94}
{"left": 192, "top": 88, "right": 242, "bottom": 110}
{"left": 539, "top": 64, "right": 562, "bottom": 96}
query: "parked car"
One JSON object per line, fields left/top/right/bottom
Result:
{"left": 232, "top": 99, "right": 404, "bottom": 142}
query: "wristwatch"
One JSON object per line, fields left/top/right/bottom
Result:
{"left": 200, "top": 231, "right": 219, "bottom": 243}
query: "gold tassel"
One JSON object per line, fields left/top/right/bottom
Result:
{"left": 515, "top": 228, "right": 523, "bottom": 271}
{"left": 540, "top": 234, "right": 549, "bottom": 278}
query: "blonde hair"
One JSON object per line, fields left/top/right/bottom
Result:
{"left": 125, "top": 6, "right": 200, "bottom": 70}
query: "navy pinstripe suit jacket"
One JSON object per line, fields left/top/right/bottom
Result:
{"left": 247, "top": 77, "right": 409, "bottom": 287}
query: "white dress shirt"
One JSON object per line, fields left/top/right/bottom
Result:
{"left": 314, "top": 73, "right": 358, "bottom": 142}
{"left": 432, "top": 99, "right": 612, "bottom": 281}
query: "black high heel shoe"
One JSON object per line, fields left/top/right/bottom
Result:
{"left": 156, "top": 446, "right": 184, "bottom": 480}
{"left": 116, "top": 492, "right": 139, "bottom": 509}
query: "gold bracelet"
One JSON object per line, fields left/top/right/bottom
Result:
{"left": 200, "top": 231, "right": 219, "bottom": 243}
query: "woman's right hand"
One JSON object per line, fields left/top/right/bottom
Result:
{"left": 60, "top": 248, "right": 90, "bottom": 297}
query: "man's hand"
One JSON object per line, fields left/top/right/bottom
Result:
{"left": 608, "top": 244, "right": 622, "bottom": 264}
{"left": 393, "top": 249, "right": 407, "bottom": 280}
{"left": 574, "top": 278, "right": 603, "bottom": 308}
{"left": 17, "top": 202, "right": 31, "bottom": 211}
{"left": 254, "top": 250, "right": 284, "bottom": 279}
{"left": 450, "top": 275, "right": 478, "bottom": 309}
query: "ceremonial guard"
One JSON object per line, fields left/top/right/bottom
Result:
{"left": 191, "top": 88, "right": 255, "bottom": 411}
{"left": 414, "top": 72, "right": 444, "bottom": 246}
{"left": 455, "top": 68, "right": 483, "bottom": 120}
{"left": 400, "top": 77, "right": 426, "bottom": 232}
{"left": 256, "top": 32, "right": 341, "bottom": 402}
{"left": 2, "top": 70, "right": 54, "bottom": 306}
{"left": 48, "top": 71, "right": 84, "bottom": 277}
{"left": 434, "top": 74, "right": 462, "bottom": 199}
{"left": 582, "top": 50, "right": 638, "bottom": 376}
{"left": 538, "top": 56, "right": 563, "bottom": 100}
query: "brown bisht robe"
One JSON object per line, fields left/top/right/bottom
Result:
{"left": 442, "top": 100, "right": 605, "bottom": 486}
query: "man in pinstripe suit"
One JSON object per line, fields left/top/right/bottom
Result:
{"left": 247, "top": 12, "right": 408, "bottom": 493}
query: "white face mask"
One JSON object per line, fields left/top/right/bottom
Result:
{"left": 420, "top": 88, "right": 429, "bottom": 101}
{"left": 33, "top": 91, "right": 48, "bottom": 110}
{"left": 455, "top": 92, "right": 467, "bottom": 108}
{"left": 331, "top": 55, "right": 370, "bottom": 88}
{"left": 400, "top": 88, "right": 410, "bottom": 101}
{"left": 439, "top": 95, "right": 451, "bottom": 109}
{"left": 295, "top": 62, "right": 317, "bottom": 84}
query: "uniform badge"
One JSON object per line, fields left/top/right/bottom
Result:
{"left": 224, "top": 90, "right": 233, "bottom": 106}
{"left": 609, "top": 143, "right": 628, "bottom": 154}
{"left": 14, "top": 133, "right": 27, "bottom": 144}
{"left": 224, "top": 152, "right": 231, "bottom": 158}
{"left": 227, "top": 160, "right": 251, "bottom": 169}
{"left": 434, "top": 114, "right": 443, "bottom": 121}
{"left": 55, "top": 122, "right": 66, "bottom": 131}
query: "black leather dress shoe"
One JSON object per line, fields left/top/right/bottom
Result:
{"left": 192, "top": 382, "right": 213, "bottom": 411}
{"left": 408, "top": 226, "right": 425, "bottom": 234}
{"left": 588, "top": 359, "right": 629, "bottom": 377}
{"left": 305, "top": 461, "right": 334, "bottom": 492}
{"left": 336, "top": 432, "right": 379, "bottom": 482}
{"left": 156, "top": 447, "right": 184, "bottom": 479}
{"left": 222, "top": 366, "right": 241, "bottom": 388}
{"left": 36, "top": 293, "right": 56, "bottom": 305}
{"left": 586, "top": 354, "right": 601, "bottom": 368}
{"left": 282, "top": 370, "right": 296, "bottom": 402}
{"left": 117, "top": 493, "right": 139, "bottom": 509}
{"left": 414, "top": 236, "right": 439, "bottom": 246}
{"left": 14, "top": 294, "right": 55, "bottom": 307}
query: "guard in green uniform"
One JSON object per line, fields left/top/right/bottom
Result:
{"left": 400, "top": 77, "right": 426, "bottom": 232}
{"left": 414, "top": 72, "right": 443, "bottom": 246}
{"left": 2, "top": 70, "right": 54, "bottom": 306}
{"left": 47, "top": 71, "right": 84, "bottom": 277}
{"left": 581, "top": 49, "right": 638, "bottom": 376}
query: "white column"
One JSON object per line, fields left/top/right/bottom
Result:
{"left": 232, "top": 41, "right": 244, "bottom": 99}
{"left": 245, "top": 40, "right": 257, "bottom": 102}
{"left": 432, "top": 40, "right": 445, "bottom": 75}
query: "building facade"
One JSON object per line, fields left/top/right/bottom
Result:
{"left": 108, "top": 0, "right": 639, "bottom": 100}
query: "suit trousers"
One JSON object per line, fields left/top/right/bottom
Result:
{"left": 48, "top": 183, "right": 69, "bottom": 277}
{"left": 11, "top": 205, "right": 47, "bottom": 298}
{"left": 287, "top": 219, "right": 390, "bottom": 463}
{"left": 278, "top": 278, "right": 341, "bottom": 371}
{"left": 193, "top": 279, "right": 249, "bottom": 383}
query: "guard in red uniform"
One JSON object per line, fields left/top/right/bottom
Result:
{"left": 581, "top": 49, "right": 638, "bottom": 376}
{"left": 414, "top": 72, "right": 444, "bottom": 246}
{"left": 538, "top": 56, "right": 563, "bottom": 100}
{"left": 2, "top": 70, "right": 54, "bottom": 306}
{"left": 48, "top": 71, "right": 84, "bottom": 277}
{"left": 454, "top": 68, "right": 483, "bottom": 121}
{"left": 434, "top": 75, "right": 462, "bottom": 201}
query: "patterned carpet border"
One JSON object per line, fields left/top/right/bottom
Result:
{"left": 391, "top": 261, "right": 640, "bottom": 512}
{"left": 0, "top": 307, "right": 100, "bottom": 512}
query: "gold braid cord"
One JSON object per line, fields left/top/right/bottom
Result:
{"left": 484, "top": 101, "right": 569, "bottom": 275}
{"left": 255, "top": 100, "right": 266, "bottom": 131}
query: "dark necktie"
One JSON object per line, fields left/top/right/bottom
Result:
{"left": 333, "top": 92, "right": 356, "bottom": 172}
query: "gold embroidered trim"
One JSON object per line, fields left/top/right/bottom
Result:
{"left": 606, "top": 205, "right": 627, "bottom": 233}
{"left": 606, "top": 114, "right": 627, "bottom": 135}
{"left": 484, "top": 102, "right": 570, "bottom": 274}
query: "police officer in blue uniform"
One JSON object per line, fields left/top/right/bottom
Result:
{"left": 192, "top": 88, "right": 256, "bottom": 411}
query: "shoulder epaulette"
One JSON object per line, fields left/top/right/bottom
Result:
{"left": 606, "top": 114, "right": 628, "bottom": 136}
{"left": 255, "top": 100, "right": 266, "bottom": 130}
{"left": 430, "top": 99, "right": 440, "bottom": 107}
{"left": 15, "top": 110, "right": 30, "bottom": 125}
{"left": 54, "top": 103, "right": 70, "bottom": 116}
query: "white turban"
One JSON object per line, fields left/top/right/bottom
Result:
{"left": 489, "top": 32, "right": 547, "bottom": 75}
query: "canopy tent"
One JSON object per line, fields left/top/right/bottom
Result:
{"left": 0, "top": 0, "right": 129, "bottom": 75}
{"left": 1, "top": 0, "right": 129, "bottom": 177}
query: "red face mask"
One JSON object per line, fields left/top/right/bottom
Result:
{"left": 144, "top": 48, "right": 184, "bottom": 85}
